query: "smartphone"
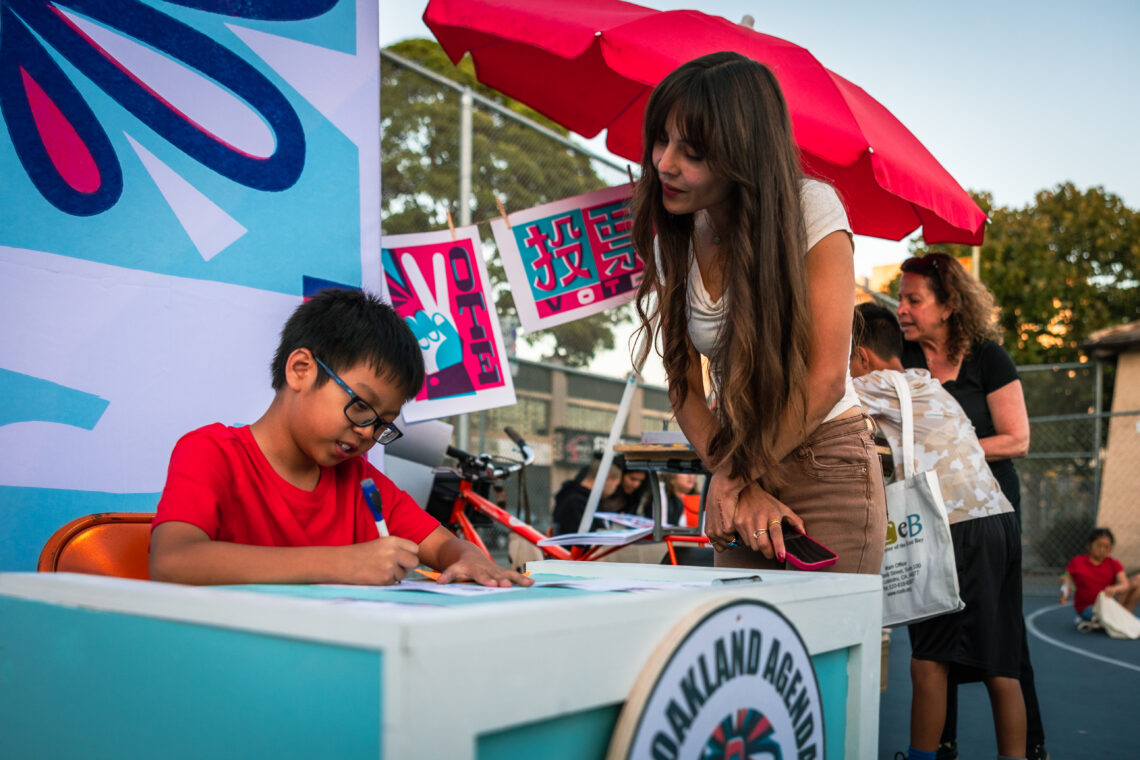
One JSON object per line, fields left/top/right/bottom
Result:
{"left": 780, "top": 520, "right": 838, "bottom": 571}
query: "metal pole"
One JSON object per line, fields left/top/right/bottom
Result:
{"left": 459, "top": 88, "right": 473, "bottom": 225}
{"left": 456, "top": 88, "right": 473, "bottom": 452}
{"left": 577, "top": 331, "right": 650, "bottom": 532}
{"left": 1093, "top": 360, "right": 1104, "bottom": 515}
{"left": 971, "top": 245, "right": 981, "bottom": 280}
{"left": 577, "top": 373, "right": 640, "bottom": 532}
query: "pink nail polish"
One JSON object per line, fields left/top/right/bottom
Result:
{"left": 778, "top": 552, "right": 785, "bottom": 562}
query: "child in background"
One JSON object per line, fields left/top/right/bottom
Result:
{"left": 1063, "top": 528, "right": 1140, "bottom": 621}
{"left": 149, "top": 289, "right": 531, "bottom": 588}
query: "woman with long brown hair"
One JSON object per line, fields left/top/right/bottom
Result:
{"left": 632, "top": 51, "right": 886, "bottom": 574}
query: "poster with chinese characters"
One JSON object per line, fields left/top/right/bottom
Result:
{"left": 491, "top": 185, "right": 642, "bottom": 332}
{"left": 381, "top": 226, "right": 516, "bottom": 423}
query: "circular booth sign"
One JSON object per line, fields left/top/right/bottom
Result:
{"left": 607, "top": 599, "right": 824, "bottom": 760}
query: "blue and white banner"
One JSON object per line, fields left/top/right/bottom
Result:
{"left": 0, "top": 0, "right": 380, "bottom": 570}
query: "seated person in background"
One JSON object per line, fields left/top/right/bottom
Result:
{"left": 149, "top": 289, "right": 531, "bottom": 588}
{"left": 601, "top": 455, "right": 649, "bottom": 515}
{"left": 551, "top": 458, "right": 622, "bottom": 536}
{"left": 660, "top": 472, "right": 693, "bottom": 526}
{"left": 1063, "top": 527, "right": 1140, "bottom": 621}
{"left": 850, "top": 302, "right": 1026, "bottom": 760}
{"left": 675, "top": 472, "right": 706, "bottom": 528}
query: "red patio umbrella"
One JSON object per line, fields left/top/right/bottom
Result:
{"left": 424, "top": 0, "right": 986, "bottom": 245}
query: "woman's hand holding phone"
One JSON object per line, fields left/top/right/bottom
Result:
{"left": 728, "top": 482, "right": 805, "bottom": 561}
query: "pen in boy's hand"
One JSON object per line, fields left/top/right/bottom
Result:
{"left": 360, "top": 478, "right": 389, "bottom": 537}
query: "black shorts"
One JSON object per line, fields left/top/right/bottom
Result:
{"left": 908, "top": 511, "right": 1023, "bottom": 679}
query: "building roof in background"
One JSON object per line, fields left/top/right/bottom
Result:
{"left": 1083, "top": 322, "right": 1140, "bottom": 358}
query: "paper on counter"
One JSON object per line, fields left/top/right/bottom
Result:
{"left": 537, "top": 526, "right": 653, "bottom": 547}
{"left": 593, "top": 512, "right": 655, "bottom": 529}
{"left": 531, "top": 577, "right": 716, "bottom": 592}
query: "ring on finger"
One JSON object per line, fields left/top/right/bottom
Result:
{"left": 768, "top": 518, "right": 782, "bottom": 527}
{"left": 752, "top": 528, "right": 768, "bottom": 538}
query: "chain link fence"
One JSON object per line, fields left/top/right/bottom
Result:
{"left": 1021, "top": 361, "right": 1140, "bottom": 574}
{"left": 381, "top": 47, "right": 629, "bottom": 237}
{"left": 1020, "top": 364, "right": 1099, "bottom": 573}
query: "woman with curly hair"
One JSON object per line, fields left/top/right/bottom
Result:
{"left": 897, "top": 252, "right": 1045, "bottom": 760}
{"left": 631, "top": 51, "right": 886, "bottom": 574}
{"left": 897, "top": 252, "right": 1029, "bottom": 514}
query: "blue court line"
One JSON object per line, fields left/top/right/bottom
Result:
{"left": 1025, "top": 605, "right": 1140, "bottom": 673}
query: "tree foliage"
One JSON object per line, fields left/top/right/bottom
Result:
{"left": 380, "top": 39, "right": 631, "bottom": 368}
{"left": 908, "top": 183, "right": 1139, "bottom": 366}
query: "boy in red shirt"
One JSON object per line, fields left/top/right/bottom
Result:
{"left": 150, "top": 289, "right": 531, "bottom": 587}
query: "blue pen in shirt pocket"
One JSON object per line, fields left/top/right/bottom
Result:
{"left": 360, "top": 478, "right": 389, "bottom": 537}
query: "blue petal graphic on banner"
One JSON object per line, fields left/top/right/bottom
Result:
{"left": 303, "top": 274, "right": 355, "bottom": 299}
{"left": 0, "top": 6, "right": 122, "bottom": 215}
{"left": 0, "top": 368, "right": 109, "bottom": 429}
{"left": 4, "top": 0, "right": 313, "bottom": 215}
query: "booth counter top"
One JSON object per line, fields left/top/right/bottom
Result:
{"left": 0, "top": 563, "right": 881, "bottom": 759}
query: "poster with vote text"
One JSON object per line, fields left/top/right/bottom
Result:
{"left": 381, "top": 226, "right": 516, "bottom": 423}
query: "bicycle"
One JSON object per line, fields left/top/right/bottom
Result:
{"left": 437, "top": 427, "right": 668, "bottom": 563}
{"left": 435, "top": 426, "right": 572, "bottom": 562}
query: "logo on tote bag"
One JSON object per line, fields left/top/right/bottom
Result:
{"left": 885, "top": 514, "right": 924, "bottom": 547}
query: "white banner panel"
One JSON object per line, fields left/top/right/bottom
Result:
{"left": 0, "top": 0, "right": 379, "bottom": 570}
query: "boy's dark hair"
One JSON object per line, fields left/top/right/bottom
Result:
{"left": 1087, "top": 527, "right": 1115, "bottom": 547}
{"left": 271, "top": 289, "right": 425, "bottom": 400}
{"left": 853, "top": 302, "right": 904, "bottom": 361}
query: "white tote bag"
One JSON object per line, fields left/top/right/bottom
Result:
{"left": 880, "top": 372, "right": 964, "bottom": 626}
{"left": 1093, "top": 591, "right": 1140, "bottom": 640}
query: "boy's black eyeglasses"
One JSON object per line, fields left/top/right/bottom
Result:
{"left": 312, "top": 356, "right": 402, "bottom": 445}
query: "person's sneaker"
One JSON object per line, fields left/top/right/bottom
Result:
{"left": 935, "top": 742, "right": 958, "bottom": 760}
{"left": 1028, "top": 745, "right": 1051, "bottom": 760}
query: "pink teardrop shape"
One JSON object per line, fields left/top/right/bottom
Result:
{"left": 21, "top": 66, "right": 101, "bottom": 194}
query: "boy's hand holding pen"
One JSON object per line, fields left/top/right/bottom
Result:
{"left": 356, "top": 478, "right": 420, "bottom": 585}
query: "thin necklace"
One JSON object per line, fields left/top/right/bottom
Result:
{"left": 707, "top": 216, "right": 722, "bottom": 245}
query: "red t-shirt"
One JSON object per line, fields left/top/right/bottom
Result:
{"left": 154, "top": 424, "right": 438, "bottom": 546}
{"left": 1066, "top": 553, "right": 1123, "bottom": 614}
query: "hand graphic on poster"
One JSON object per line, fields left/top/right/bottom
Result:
{"left": 406, "top": 311, "right": 460, "bottom": 374}
{"left": 401, "top": 252, "right": 475, "bottom": 399}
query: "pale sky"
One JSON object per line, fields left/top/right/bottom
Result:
{"left": 379, "top": 0, "right": 1140, "bottom": 381}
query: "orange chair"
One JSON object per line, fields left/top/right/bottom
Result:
{"left": 37, "top": 512, "right": 154, "bottom": 580}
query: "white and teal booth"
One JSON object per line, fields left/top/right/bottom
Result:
{"left": 0, "top": 562, "right": 881, "bottom": 758}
